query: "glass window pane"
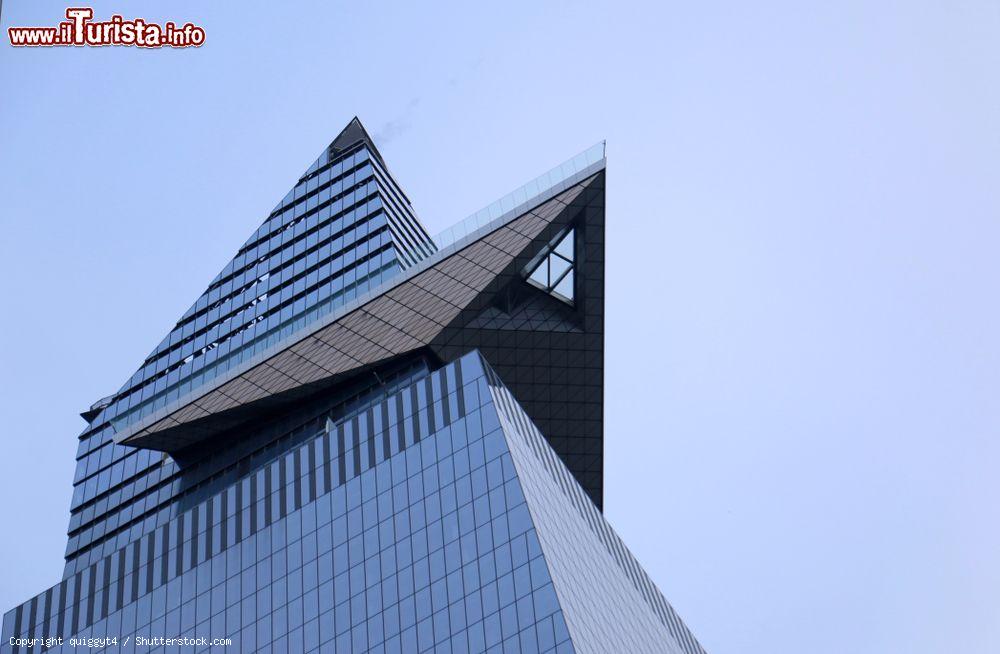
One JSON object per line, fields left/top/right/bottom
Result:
{"left": 552, "top": 270, "right": 574, "bottom": 301}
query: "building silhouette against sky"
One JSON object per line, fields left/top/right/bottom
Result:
{"left": 2, "top": 119, "right": 707, "bottom": 654}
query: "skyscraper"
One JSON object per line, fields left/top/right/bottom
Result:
{"left": 2, "top": 119, "right": 707, "bottom": 654}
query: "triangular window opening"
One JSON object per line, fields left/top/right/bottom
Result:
{"left": 525, "top": 228, "right": 576, "bottom": 304}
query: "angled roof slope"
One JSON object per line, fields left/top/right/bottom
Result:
{"left": 115, "top": 170, "right": 601, "bottom": 451}
{"left": 88, "top": 118, "right": 436, "bottom": 441}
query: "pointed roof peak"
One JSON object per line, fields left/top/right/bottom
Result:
{"left": 329, "top": 116, "right": 385, "bottom": 167}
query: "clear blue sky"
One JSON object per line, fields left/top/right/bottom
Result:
{"left": 1, "top": 1, "right": 998, "bottom": 652}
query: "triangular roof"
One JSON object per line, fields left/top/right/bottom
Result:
{"left": 329, "top": 116, "right": 385, "bottom": 167}
{"left": 86, "top": 117, "right": 436, "bottom": 438}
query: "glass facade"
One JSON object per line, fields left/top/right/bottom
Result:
{"left": 100, "top": 119, "right": 436, "bottom": 438}
{"left": 2, "top": 119, "right": 707, "bottom": 654}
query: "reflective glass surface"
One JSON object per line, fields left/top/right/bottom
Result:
{"left": 100, "top": 138, "right": 437, "bottom": 440}
{"left": 432, "top": 144, "right": 604, "bottom": 251}
{"left": 525, "top": 229, "right": 576, "bottom": 304}
{"left": 3, "top": 352, "right": 704, "bottom": 654}
{"left": 4, "top": 354, "right": 578, "bottom": 654}
{"left": 2, "top": 125, "right": 707, "bottom": 654}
